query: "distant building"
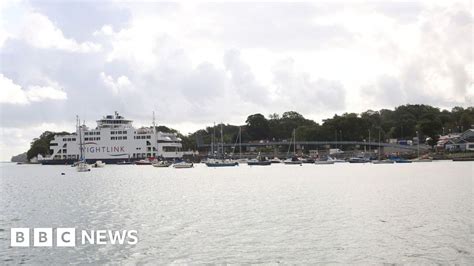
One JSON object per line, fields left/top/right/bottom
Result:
{"left": 439, "top": 129, "right": 474, "bottom": 152}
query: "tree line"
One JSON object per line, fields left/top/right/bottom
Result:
{"left": 22, "top": 104, "right": 473, "bottom": 160}
{"left": 185, "top": 104, "right": 473, "bottom": 149}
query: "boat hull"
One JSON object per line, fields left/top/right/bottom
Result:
{"left": 314, "top": 161, "right": 335, "bottom": 165}
{"left": 372, "top": 160, "right": 395, "bottom": 164}
{"left": 247, "top": 161, "right": 271, "bottom": 166}
{"left": 205, "top": 162, "right": 238, "bottom": 167}
{"left": 40, "top": 158, "right": 136, "bottom": 165}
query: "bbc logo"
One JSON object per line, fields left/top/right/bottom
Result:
{"left": 11, "top": 228, "right": 75, "bottom": 247}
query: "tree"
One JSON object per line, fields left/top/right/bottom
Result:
{"left": 246, "top": 113, "right": 270, "bottom": 140}
{"left": 26, "top": 131, "right": 66, "bottom": 160}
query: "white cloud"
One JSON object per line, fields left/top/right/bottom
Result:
{"left": 0, "top": 74, "right": 67, "bottom": 104}
{"left": 93, "top": 24, "right": 115, "bottom": 36}
{"left": 100, "top": 72, "right": 133, "bottom": 95}
{"left": 0, "top": 74, "right": 29, "bottom": 104}
{"left": 20, "top": 12, "right": 101, "bottom": 53}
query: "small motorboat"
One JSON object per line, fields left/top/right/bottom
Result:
{"left": 205, "top": 159, "right": 239, "bottom": 167}
{"left": 327, "top": 156, "right": 346, "bottom": 163}
{"left": 152, "top": 161, "right": 172, "bottom": 167}
{"left": 91, "top": 160, "right": 105, "bottom": 168}
{"left": 314, "top": 160, "right": 335, "bottom": 165}
{"left": 395, "top": 159, "right": 412, "bottom": 163}
{"left": 173, "top": 162, "right": 194, "bottom": 168}
{"left": 302, "top": 158, "right": 315, "bottom": 164}
{"left": 348, "top": 157, "right": 370, "bottom": 163}
{"left": 76, "top": 161, "right": 91, "bottom": 172}
{"left": 283, "top": 156, "right": 302, "bottom": 165}
{"left": 247, "top": 153, "right": 271, "bottom": 166}
{"left": 412, "top": 156, "right": 433, "bottom": 162}
{"left": 269, "top": 157, "right": 282, "bottom": 163}
{"left": 372, "top": 160, "right": 394, "bottom": 164}
{"left": 389, "top": 157, "right": 412, "bottom": 163}
{"left": 135, "top": 159, "right": 152, "bottom": 165}
{"left": 117, "top": 160, "right": 133, "bottom": 165}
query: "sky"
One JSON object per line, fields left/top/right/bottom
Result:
{"left": 0, "top": 0, "right": 472, "bottom": 161}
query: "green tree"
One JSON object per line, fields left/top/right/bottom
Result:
{"left": 246, "top": 114, "right": 270, "bottom": 140}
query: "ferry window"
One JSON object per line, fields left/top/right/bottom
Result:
{"left": 111, "top": 131, "right": 115, "bottom": 135}
{"left": 72, "top": 138, "right": 76, "bottom": 141}
{"left": 63, "top": 138, "right": 66, "bottom": 141}
{"left": 147, "top": 136, "right": 151, "bottom": 139}
{"left": 123, "top": 136, "right": 127, "bottom": 140}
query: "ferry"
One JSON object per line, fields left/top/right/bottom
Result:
{"left": 38, "top": 112, "right": 183, "bottom": 165}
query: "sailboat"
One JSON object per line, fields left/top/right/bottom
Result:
{"left": 76, "top": 116, "right": 91, "bottom": 172}
{"left": 372, "top": 130, "right": 394, "bottom": 164}
{"left": 412, "top": 133, "right": 432, "bottom": 162}
{"left": 231, "top": 127, "right": 247, "bottom": 164}
{"left": 206, "top": 124, "right": 238, "bottom": 167}
{"left": 284, "top": 129, "right": 302, "bottom": 165}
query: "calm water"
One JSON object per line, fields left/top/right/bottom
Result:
{"left": 0, "top": 161, "right": 472, "bottom": 264}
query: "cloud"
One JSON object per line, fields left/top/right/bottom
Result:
{"left": 100, "top": 72, "right": 133, "bottom": 95}
{"left": 0, "top": 74, "right": 67, "bottom": 104}
{"left": 0, "top": 1, "right": 473, "bottom": 161}
{"left": 272, "top": 58, "right": 346, "bottom": 112}
{"left": 20, "top": 12, "right": 101, "bottom": 53}
{"left": 0, "top": 74, "right": 29, "bottom": 104}
{"left": 93, "top": 24, "right": 115, "bottom": 36}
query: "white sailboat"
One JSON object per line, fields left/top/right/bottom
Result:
{"left": 76, "top": 116, "right": 91, "bottom": 172}
{"left": 284, "top": 129, "right": 302, "bottom": 165}
{"left": 372, "top": 130, "right": 394, "bottom": 164}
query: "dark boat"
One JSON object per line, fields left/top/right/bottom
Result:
{"left": 348, "top": 157, "right": 370, "bottom": 163}
{"left": 302, "top": 158, "right": 315, "bottom": 164}
{"left": 247, "top": 153, "right": 271, "bottom": 166}
{"left": 205, "top": 159, "right": 239, "bottom": 167}
{"left": 452, "top": 157, "right": 474, "bottom": 161}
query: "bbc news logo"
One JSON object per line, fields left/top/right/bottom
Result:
{"left": 11, "top": 228, "right": 138, "bottom": 247}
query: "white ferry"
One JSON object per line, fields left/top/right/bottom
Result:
{"left": 38, "top": 112, "right": 183, "bottom": 164}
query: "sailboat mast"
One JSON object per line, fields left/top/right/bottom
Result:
{"left": 239, "top": 126, "right": 242, "bottom": 159}
{"left": 77, "top": 115, "right": 83, "bottom": 161}
{"left": 293, "top": 129, "right": 296, "bottom": 155}
{"left": 211, "top": 122, "right": 215, "bottom": 157}
{"left": 221, "top": 123, "right": 224, "bottom": 159}
{"left": 378, "top": 130, "right": 381, "bottom": 161}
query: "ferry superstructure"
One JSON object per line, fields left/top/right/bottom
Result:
{"left": 38, "top": 112, "right": 183, "bottom": 164}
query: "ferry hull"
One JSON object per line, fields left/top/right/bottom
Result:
{"left": 40, "top": 158, "right": 146, "bottom": 165}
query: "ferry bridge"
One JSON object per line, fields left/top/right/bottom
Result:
{"left": 197, "top": 141, "right": 429, "bottom": 152}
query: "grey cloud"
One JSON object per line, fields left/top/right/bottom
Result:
{"left": 223, "top": 49, "right": 269, "bottom": 104}
{"left": 202, "top": 3, "right": 353, "bottom": 50}
{"left": 272, "top": 58, "right": 346, "bottom": 113}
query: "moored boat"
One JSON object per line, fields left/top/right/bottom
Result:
{"left": 92, "top": 160, "right": 106, "bottom": 168}
{"left": 135, "top": 159, "right": 152, "bottom": 165}
{"left": 302, "top": 158, "right": 315, "bottom": 164}
{"left": 348, "top": 157, "right": 369, "bottom": 163}
{"left": 269, "top": 157, "right": 282, "bottom": 163}
{"left": 205, "top": 159, "right": 239, "bottom": 167}
{"left": 173, "top": 161, "right": 194, "bottom": 168}
{"left": 152, "top": 161, "right": 172, "bottom": 167}
{"left": 76, "top": 161, "right": 91, "bottom": 172}
{"left": 372, "top": 160, "right": 394, "bottom": 164}
{"left": 284, "top": 156, "right": 302, "bottom": 165}
{"left": 247, "top": 153, "right": 271, "bottom": 166}
{"left": 314, "top": 160, "right": 335, "bottom": 165}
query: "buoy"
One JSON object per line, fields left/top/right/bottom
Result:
{"left": 61, "top": 173, "right": 65, "bottom": 175}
